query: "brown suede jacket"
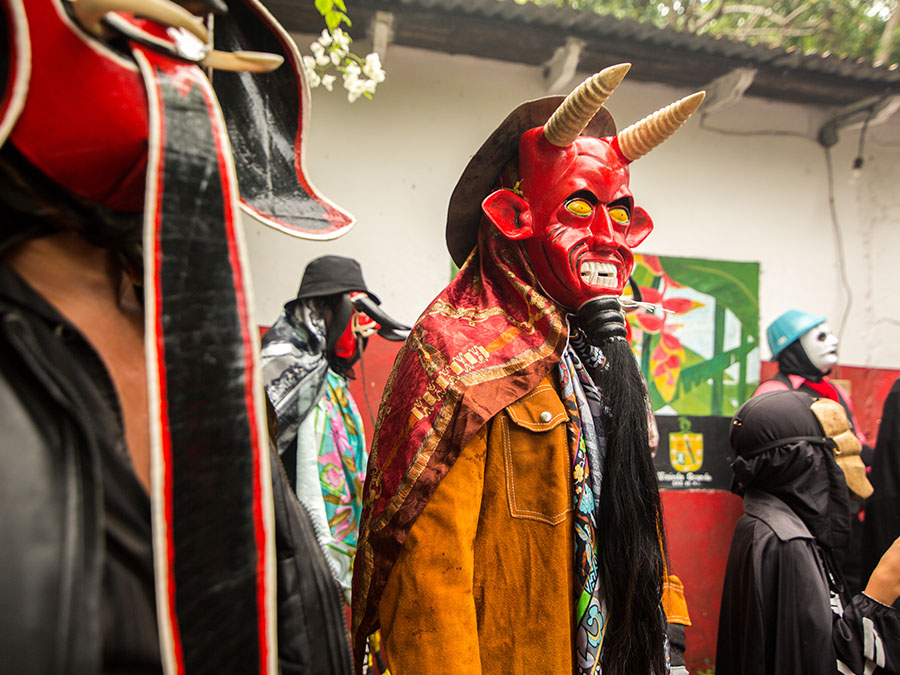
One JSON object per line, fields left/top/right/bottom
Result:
{"left": 379, "top": 374, "right": 575, "bottom": 673}
{"left": 378, "top": 371, "right": 691, "bottom": 673}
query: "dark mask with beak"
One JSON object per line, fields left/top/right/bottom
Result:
{"left": 330, "top": 291, "right": 411, "bottom": 367}
{"left": 449, "top": 65, "right": 704, "bottom": 675}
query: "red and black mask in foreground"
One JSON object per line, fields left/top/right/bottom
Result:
{"left": 0, "top": 2, "right": 355, "bottom": 673}
{"left": 0, "top": 0, "right": 353, "bottom": 251}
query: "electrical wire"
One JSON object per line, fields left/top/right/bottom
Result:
{"left": 698, "top": 111, "right": 855, "bottom": 342}
{"left": 853, "top": 106, "right": 875, "bottom": 170}
{"left": 699, "top": 113, "right": 812, "bottom": 139}
{"left": 822, "top": 146, "right": 854, "bottom": 343}
{"left": 356, "top": 333, "right": 378, "bottom": 428}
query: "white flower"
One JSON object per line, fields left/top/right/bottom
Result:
{"left": 362, "top": 52, "right": 386, "bottom": 83}
{"left": 333, "top": 28, "right": 351, "bottom": 52}
{"left": 303, "top": 29, "right": 383, "bottom": 100}
{"left": 344, "top": 73, "right": 366, "bottom": 102}
{"left": 343, "top": 75, "right": 360, "bottom": 94}
{"left": 344, "top": 61, "right": 362, "bottom": 78}
{"left": 310, "top": 41, "right": 330, "bottom": 66}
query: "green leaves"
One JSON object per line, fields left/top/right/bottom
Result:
{"left": 315, "top": 0, "right": 351, "bottom": 31}
{"left": 629, "top": 255, "right": 760, "bottom": 416}
{"left": 679, "top": 339, "right": 757, "bottom": 394}
{"left": 509, "top": 0, "right": 900, "bottom": 65}
{"left": 659, "top": 257, "right": 759, "bottom": 334}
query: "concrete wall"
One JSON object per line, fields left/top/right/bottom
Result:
{"left": 244, "top": 41, "right": 900, "bottom": 370}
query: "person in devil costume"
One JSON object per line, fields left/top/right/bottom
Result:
{"left": 350, "top": 65, "right": 704, "bottom": 674}
{"left": 717, "top": 390, "right": 900, "bottom": 675}
{"left": 0, "top": 1, "right": 354, "bottom": 672}
{"left": 262, "top": 255, "right": 409, "bottom": 602}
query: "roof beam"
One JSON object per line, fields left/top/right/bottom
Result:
{"left": 369, "top": 11, "right": 395, "bottom": 59}
{"left": 701, "top": 67, "right": 757, "bottom": 114}
{"left": 543, "top": 37, "right": 585, "bottom": 93}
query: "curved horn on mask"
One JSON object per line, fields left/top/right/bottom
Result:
{"left": 543, "top": 63, "right": 631, "bottom": 147}
{"left": 616, "top": 91, "right": 706, "bottom": 162}
{"left": 69, "top": 0, "right": 210, "bottom": 41}
{"left": 202, "top": 50, "right": 284, "bottom": 72}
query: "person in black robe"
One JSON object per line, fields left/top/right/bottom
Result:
{"left": 863, "top": 377, "right": 900, "bottom": 609}
{"left": 716, "top": 390, "right": 900, "bottom": 675}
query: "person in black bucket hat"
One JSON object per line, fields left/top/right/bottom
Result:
{"left": 717, "top": 389, "right": 900, "bottom": 675}
{"left": 261, "top": 255, "right": 409, "bottom": 613}
{"left": 292, "top": 255, "right": 381, "bottom": 304}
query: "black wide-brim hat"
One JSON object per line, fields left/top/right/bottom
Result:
{"left": 293, "top": 254, "right": 380, "bottom": 304}
{"left": 445, "top": 97, "right": 616, "bottom": 268}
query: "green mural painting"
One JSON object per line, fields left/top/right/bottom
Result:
{"left": 627, "top": 254, "right": 760, "bottom": 417}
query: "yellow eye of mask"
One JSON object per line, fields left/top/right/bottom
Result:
{"left": 565, "top": 198, "right": 593, "bottom": 217}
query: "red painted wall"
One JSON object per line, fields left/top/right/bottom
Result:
{"left": 662, "top": 490, "right": 743, "bottom": 673}
{"left": 759, "top": 361, "right": 900, "bottom": 445}
{"left": 346, "top": 336, "right": 405, "bottom": 434}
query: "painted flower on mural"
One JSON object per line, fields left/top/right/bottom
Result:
{"left": 628, "top": 256, "right": 703, "bottom": 403}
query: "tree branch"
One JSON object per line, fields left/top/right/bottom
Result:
{"left": 875, "top": 0, "right": 899, "bottom": 66}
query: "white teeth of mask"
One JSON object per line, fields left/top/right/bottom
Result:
{"left": 580, "top": 262, "right": 616, "bottom": 288}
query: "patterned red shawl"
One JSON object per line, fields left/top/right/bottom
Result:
{"left": 350, "top": 225, "right": 569, "bottom": 664}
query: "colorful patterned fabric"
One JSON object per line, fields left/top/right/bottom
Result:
{"left": 295, "top": 369, "right": 367, "bottom": 600}
{"left": 261, "top": 303, "right": 330, "bottom": 458}
{"left": 561, "top": 346, "right": 610, "bottom": 674}
{"left": 563, "top": 341, "right": 672, "bottom": 674}
{"left": 351, "top": 226, "right": 569, "bottom": 663}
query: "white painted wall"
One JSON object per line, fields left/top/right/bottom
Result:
{"left": 243, "top": 41, "right": 900, "bottom": 369}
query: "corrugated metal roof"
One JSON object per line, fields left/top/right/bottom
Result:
{"left": 268, "top": 0, "right": 900, "bottom": 105}
{"left": 427, "top": 0, "right": 900, "bottom": 81}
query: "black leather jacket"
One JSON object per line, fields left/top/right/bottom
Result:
{"left": 0, "top": 265, "right": 352, "bottom": 674}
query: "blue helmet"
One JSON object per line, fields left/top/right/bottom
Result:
{"left": 766, "top": 309, "right": 826, "bottom": 359}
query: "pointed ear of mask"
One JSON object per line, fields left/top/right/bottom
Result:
{"left": 625, "top": 206, "right": 653, "bottom": 248}
{"left": 481, "top": 189, "right": 534, "bottom": 241}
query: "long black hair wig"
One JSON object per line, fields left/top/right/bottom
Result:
{"left": 577, "top": 296, "right": 668, "bottom": 675}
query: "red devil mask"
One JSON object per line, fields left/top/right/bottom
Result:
{"left": 477, "top": 64, "right": 705, "bottom": 311}
{"left": 484, "top": 130, "right": 653, "bottom": 308}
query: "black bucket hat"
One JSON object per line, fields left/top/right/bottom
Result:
{"left": 293, "top": 255, "right": 380, "bottom": 304}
